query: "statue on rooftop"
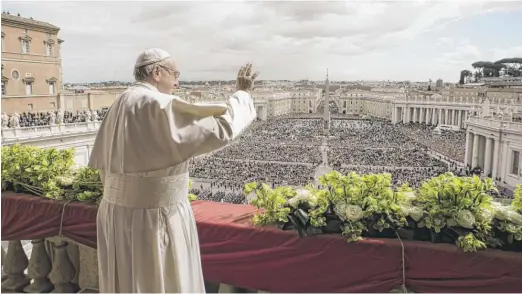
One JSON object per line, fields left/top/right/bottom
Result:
{"left": 57, "top": 109, "right": 64, "bottom": 124}
{"left": 90, "top": 109, "right": 98, "bottom": 122}
{"left": 10, "top": 112, "right": 20, "bottom": 128}
{"left": 49, "top": 111, "right": 56, "bottom": 125}
{"left": 2, "top": 112, "right": 9, "bottom": 128}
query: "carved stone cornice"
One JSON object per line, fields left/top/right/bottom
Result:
{"left": 58, "top": 38, "right": 64, "bottom": 44}
{"left": 19, "top": 35, "right": 32, "bottom": 42}
{"left": 46, "top": 77, "right": 57, "bottom": 84}
{"left": 44, "top": 38, "right": 55, "bottom": 45}
{"left": 2, "top": 75, "right": 8, "bottom": 83}
{"left": 22, "top": 76, "right": 35, "bottom": 83}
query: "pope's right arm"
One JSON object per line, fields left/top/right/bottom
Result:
{"left": 162, "top": 90, "right": 257, "bottom": 163}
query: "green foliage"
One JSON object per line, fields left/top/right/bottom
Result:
{"left": 2, "top": 145, "right": 75, "bottom": 197}
{"left": 245, "top": 182, "right": 291, "bottom": 226}
{"left": 2, "top": 145, "right": 199, "bottom": 203}
{"left": 319, "top": 171, "right": 408, "bottom": 241}
{"left": 188, "top": 179, "right": 198, "bottom": 201}
{"left": 414, "top": 172, "right": 496, "bottom": 250}
{"left": 457, "top": 233, "right": 487, "bottom": 252}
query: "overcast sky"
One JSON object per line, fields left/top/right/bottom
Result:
{"left": 3, "top": 1, "right": 522, "bottom": 83}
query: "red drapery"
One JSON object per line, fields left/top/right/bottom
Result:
{"left": 2, "top": 192, "right": 522, "bottom": 293}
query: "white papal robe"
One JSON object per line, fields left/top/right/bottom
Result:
{"left": 88, "top": 81, "right": 256, "bottom": 293}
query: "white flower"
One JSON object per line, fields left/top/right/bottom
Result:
{"left": 334, "top": 201, "right": 348, "bottom": 221}
{"left": 455, "top": 210, "right": 476, "bottom": 229}
{"left": 495, "top": 206, "right": 511, "bottom": 221}
{"left": 307, "top": 195, "right": 318, "bottom": 208}
{"left": 409, "top": 207, "right": 424, "bottom": 222}
{"left": 476, "top": 208, "right": 494, "bottom": 222}
{"left": 345, "top": 205, "right": 364, "bottom": 221}
{"left": 296, "top": 189, "right": 311, "bottom": 201}
{"left": 403, "top": 191, "right": 416, "bottom": 202}
{"left": 287, "top": 197, "right": 300, "bottom": 209}
{"left": 507, "top": 211, "right": 522, "bottom": 226}
{"left": 399, "top": 204, "right": 411, "bottom": 216}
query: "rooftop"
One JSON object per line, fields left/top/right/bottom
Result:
{"left": 1, "top": 12, "right": 60, "bottom": 31}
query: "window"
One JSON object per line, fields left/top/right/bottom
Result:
{"left": 512, "top": 151, "right": 520, "bottom": 175}
{"left": 21, "top": 40, "right": 29, "bottom": 53}
{"left": 11, "top": 70, "right": 19, "bottom": 80}
{"left": 28, "top": 103, "right": 33, "bottom": 110}
{"left": 46, "top": 43, "right": 52, "bottom": 56}
{"left": 25, "top": 82, "right": 32, "bottom": 95}
{"left": 49, "top": 82, "right": 55, "bottom": 94}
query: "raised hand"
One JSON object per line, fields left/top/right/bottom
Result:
{"left": 236, "top": 63, "right": 259, "bottom": 92}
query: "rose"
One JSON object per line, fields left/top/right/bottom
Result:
{"left": 334, "top": 201, "right": 348, "bottom": 221}
{"left": 345, "top": 205, "right": 363, "bottom": 221}
{"left": 455, "top": 210, "right": 476, "bottom": 229}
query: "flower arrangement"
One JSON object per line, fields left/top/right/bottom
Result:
{"left": 1, "top": 145, "right": 197, "bottom": 203}
{"left": 246, "top": 171, "right": 522, "bottom": 252}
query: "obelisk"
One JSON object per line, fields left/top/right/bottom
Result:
{"left": 323, "top": 69, "right": 330, "bottom": 136}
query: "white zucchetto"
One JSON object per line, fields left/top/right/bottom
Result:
{"left": 134, "top": 48, "right": 171, "bottom": 68}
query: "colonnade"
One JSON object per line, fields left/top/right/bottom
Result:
{"left": 464, "top": 131, "right": 503, "bottom": 179}
{"left": 392, "top": 106, "right": 469, "bottom": 129}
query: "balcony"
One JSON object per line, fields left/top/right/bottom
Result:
{"left": 3, "top": 190, "right": 522, "bottom": 293}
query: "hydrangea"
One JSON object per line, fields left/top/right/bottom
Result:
{"left": 455, "top": 210, "right": 476, "bottom": 229}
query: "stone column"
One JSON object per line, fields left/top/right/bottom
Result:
{"left": 438, "top": 109, "right": 443, "bottom": 125}
{"left": 445, "top": 109, "right": 449, "bottom": 125}
{"left": 402, "top": 107, "right": 408, "bottom": 124}
{"left": 432, "top": 108, "right": 437, "bottom": 125}
{"left": 413, "top": 108, "right": 417, "bottom": 123}
{"left": 457, "top": 110, "right": 463, "bottom": 129}
{"left": 492, "top": 139, "right": 500, "bottom": 179}
{"left": 501, "top": 143, "right": 509, "bottom": 181}
{"left": 464, "top": 132, "right": 472, "bottom": 167}
{"left": 484, "top": 137, "right": 493, "bottom": 176}
{"left": 472, "top": 133, "right": 480, "bottom": 168}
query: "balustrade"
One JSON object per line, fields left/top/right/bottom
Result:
{"left": 1, "top": 238, "right": 98, "bottom": 293}
{"left": 1, "top": 122, "right": 102, "bottom": 140}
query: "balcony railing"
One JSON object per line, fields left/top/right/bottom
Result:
{"left": 467, "top": 116, "right": 522, "bottom": 132}
{"left": 3, "top": 192, "right": 522, "bottom": 293}
{"left": 1, "top": 122, "right": 102, "bottom": 140}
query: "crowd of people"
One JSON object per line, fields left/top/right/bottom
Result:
{"left": 190, "top": 157, "right": 316, "bottom": 187}
{"left": 1, "top": 109, "right": 108, "bottom": 128}
{"left": 397, "top": 123, "right": 466, "bottom": 162}
{"left": 329, "top": 147, "right": 447, "bottom": 168}
{"left": 187, "top": 114, "right": 479, "bottom": 204}
{"left": 213, "top": 143, "right": 322, "bottom": 164}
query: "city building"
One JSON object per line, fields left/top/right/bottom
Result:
{"left": 1, "top": 12, "right": 64, "bottom": 113}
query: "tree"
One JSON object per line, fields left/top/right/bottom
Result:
{"left": 471, "top": 61, "right": 506, "bottom": 80}
{"left": 494, "top": 58, "right": 522, "bottom": 77}
{"left": 459, "top": 70, "right": 472, "bottom": 84}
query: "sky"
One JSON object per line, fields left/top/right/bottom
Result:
{"left": 3, "top": 0, "right": 522, "bottom": 83}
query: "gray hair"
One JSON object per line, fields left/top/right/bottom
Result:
{"left": 133, "top": 61, "right": 169, "bottom": 81}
